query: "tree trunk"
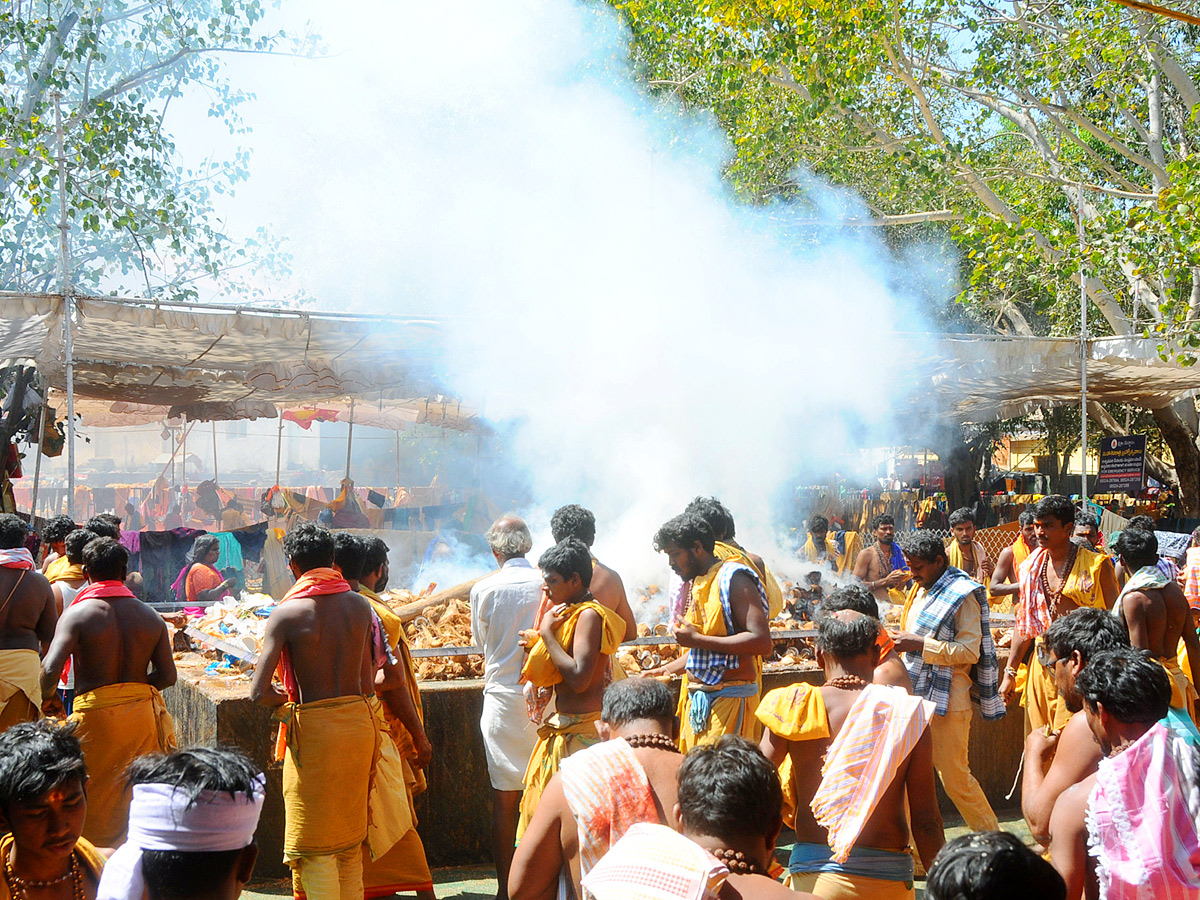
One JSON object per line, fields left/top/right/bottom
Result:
{"left": 1152, "top": 405, "right": 1200, "bottom": 516}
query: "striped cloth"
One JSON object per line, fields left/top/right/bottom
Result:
{"left": 1016, "top": 547, "right": 1052, "bottom": 638}
{"left": 1086, "top": 721, "right": 1200, "bottom": 899}
{"left": 580, "top": 823, "right": 727, "bottom": 900}
{"left": 684, "top": 562, "right": 767, "bottom": 687}
{"left": 559, "top": 738, "right": 662, "bottom": 881}
{"left": 1183, "top": 547, "right": 1200, "bottom": 609}
{"left": 810, "top": 684, "right": 935, "bottom": 863}
{"left": 905, "top": 566, "right": 1005, "bottom": 719}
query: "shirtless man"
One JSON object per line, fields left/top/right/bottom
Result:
{"left": 646, "top": 512, "right": 772, "bottom": 750}
{"left": 0, "top": 513, "right": 55, "bottom": 731}
{"left": 509, "top": 678, "right": 685, "bottom": 900}
{"left": 852, "top": 513, "right": 911, "bottom": 607}
{"left": 39, "top": 536, "right": 176, "bottom": 847}
{"left": 251, "top": 523, "right": 377, "bottom": 900}
{"left": 1110, "top": 527, "right": 1200, "bottom": 715}
{"left": 550, "top": 504, "right": 636, "bottom": 641}
{"left": 760, "top": 611, "right": 943, "bottom": 896}
{"left": 1020, "top": 609, "right": 1129, "bottom": 848}
{"left": 516, "top": 538, "right": 626, "bottom": 839}
{"left": 39, "top": 515, "right": 77, "bottom": 577}
{"left": 990, "top": 511, "right": 1037, "bottom": 599}
{"left": 818, "top": 584, "right": 911, "bottom": 691}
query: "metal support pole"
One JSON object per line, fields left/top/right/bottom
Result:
{"left": 212, "top": 420, "right": 218, "bottom": 484}
{"left": 53, "top": 93, "right": 75, "bottom": 519}
{"left": 275, "top": 417, "right": 284, "bottom": 487}
{"left": 181, "top": 415, "right": 187, "bottom": 487}
{"left": 1078, "top": 182, "right": 1089, "bottom": 501}
{"left": 29, "top": 402, "right": 46, "bottom": 522}
{"left": 344, "top": 400, "right": 355, "bottom": 482}
{"left": 395, "top": 430, "right": 401, "bottom": 494}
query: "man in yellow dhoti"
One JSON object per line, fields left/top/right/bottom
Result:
{"left": 0, "top": 514, "right": 55, "bottom": 733}
{"left": 686, "top": 496, "right": 786, "bottom": 619}
{"left": 356, "top": 536, "right": 436, "bottom": 900}
{"left": 650, "top": 512, "right": 772, "bottom": 752}
{"left": 998, "top": 496, "right": 1119, "bottom": 735}
{"left": 517, "top": 538, "right": 625, "bottom": 840}
{"left": 1110, "top": 528, "right": 1200, "bottom": 723}
{"left": 251, "top": 524, "right": 380, "bottom": 900}
{"left": 39, "top": 536, "right": 177, "bottom": 848}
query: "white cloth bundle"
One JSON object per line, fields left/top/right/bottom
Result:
{"left": 97, "top": 775, "right": 266, "bottom": 900}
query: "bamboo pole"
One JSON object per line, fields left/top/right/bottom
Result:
{"left": 275, "top": 417, "right": 284, "bottom": 487}
{"left": 212, "top": 420, "right": 219, "bottom": 484}
{"left": 28, "top": 402, "right": 46, "bottom": 522}
{"left": 52, "top": 93, "right": 75, "bottom": 519}
{"left": 344, "top": 399, "right": 355, "bottom": 482}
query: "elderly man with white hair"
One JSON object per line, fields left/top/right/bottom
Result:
{"left": 471, "top": 515, "right": 543, "bottom": 900}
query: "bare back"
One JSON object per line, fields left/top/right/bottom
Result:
{"left": 265, "top": 590, "right": 374, "bottom": 703}
{"left": 590, "top": 559, "right": 637, "bottom": 642}
{"left": 55, "top": 596, "right": 173, "bottom": 693}
{"left": 0, "top": 567, "right": 55, "bottom": 651}
{"left": 1122, "top": 580, "right": 1191, "bottom": 660}
{"left": 788, "top": 686, "right": 918, "bottom": 853}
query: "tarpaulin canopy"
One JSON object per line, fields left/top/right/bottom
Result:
{"left": 0, "top": 293, "right": 478, "bottom": 431}
{"left": 923, "top": 333, "right": 1200, "bottom": 422}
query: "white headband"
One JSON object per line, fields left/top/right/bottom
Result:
{"left": 97, "top": 775, "right": 266, "bottom": 900}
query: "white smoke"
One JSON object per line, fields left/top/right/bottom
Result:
{"left": 174, "top": 0, "right": 941, "bottom": 591}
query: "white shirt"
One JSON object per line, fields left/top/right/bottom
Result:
{"left": 471, "top": 557, "right": 543, "bottom": 691}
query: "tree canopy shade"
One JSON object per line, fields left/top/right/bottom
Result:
{"left": 611, "top": 0, "right": 1200, "bottom": 511}
{"left": 0, "top": 0, "right": 308, "bottom": 301}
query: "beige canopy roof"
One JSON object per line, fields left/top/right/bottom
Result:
{"left": 0, "top": 293, "right": 477, "bottom": 431}
{"left": 927, "top": 334, "right": 1200, "bottom": 422}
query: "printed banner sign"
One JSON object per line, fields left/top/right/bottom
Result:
{"left": 1096, "top": 435, "right": 1146, "bottom": 494}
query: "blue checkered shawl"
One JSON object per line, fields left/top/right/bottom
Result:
{"left": 684, "top": 561, "right": 768, "bottom": 686}
{"left": 904, "top": 566, "right": 1005, "bottom": 720}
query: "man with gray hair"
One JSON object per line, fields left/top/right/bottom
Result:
{"left": 471, "top": 515, "right": 543, "bottom": 900}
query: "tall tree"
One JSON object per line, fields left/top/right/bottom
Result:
{"left": 613, "top": 0, "right": 1200, "bottom": 511}
{"left": 0, "top": 0, "right": 309, "bottom": 300}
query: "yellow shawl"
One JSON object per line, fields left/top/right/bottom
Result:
{"left": 522, "top": 599, "right": 625, "bottom": 688}
{"left": 715, "top": 541, "right": 783, "bottom": 619}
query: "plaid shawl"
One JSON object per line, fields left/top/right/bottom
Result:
{"left": 904, "top": 566, "right": 1005, "bottom": 720}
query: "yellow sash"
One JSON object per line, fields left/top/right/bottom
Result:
{"left": 715, "top": 541, "right": 784, "bottom": 618}
{"left": 521, "top": 600, "right": 625, "bottom": 687}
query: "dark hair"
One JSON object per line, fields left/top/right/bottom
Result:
{"left": 1034, "top": 495, "right": 1076, "bottom": 529}
{"left": 1075, "top": 648, "right": 1170, "bottom": 724}
{"left": 684, "top": 497, "right": 735, "bottom": 541}
{"left": 538, "top": 537, "right": 593, "bottom": 590}
{"left": 43, "top": 515, "right": 77, "bottom": 545}
{"left": 1127, "top": 515, "right": 1157, "bottom": 533}
{"left": 1043, "top": 608, "right": 1129, "bottom": 666}
{"left": 1018, "top": 511, "right": 1036, "bottom": 527}
{"left": 870, "top": 513, "right": 895, "bottom": 531}
{"left": 83, "top": 537, "right": 128, "bottom": 582}
{"left": 550, "top": 504, "right": 596, "bottom": 546}
{"left": 677, "top": 735, "right": 781, "bottom": 842}
{"left": 602, "top": 678, "right": 675, "bottom": 728}
{"left": 808, "top": 515, "right": 829, "bottom": 534}
{"left": 819, "top": 584, "right": 879, "bottom": 619}
{"left": 816, "top": 612, "right": 879, "bottom": 659}
{"left": 362, "top": 537, "right": 389, "bottom": 576}
{"left": 1112, "top": 528, "right": 1158, "bottom": 570}
{"left": 0, "top": 514, "right": 26, "bottom": 551}
{"left": 0, "top": 719, "right": 86, "bottom": 814}
{"left": 282, "top": 523, "right": 335, "bottom": 572}
{"left": 333, "top": 532, "right": 366, "bottom": 581}
{"left": 128, "top": 748, "right": 262, "bottom": 900}
{"left": 64, "top": 529, "right": 92, "bottom": 566}
{"left": 84, "top": 515, "right": 120, "bottom": 540}
{"left": 1074, "top": 510, "right": 1099, "bottom": 531}
{"left": 948, "top": 507, "right": 976, "bottom": 528}
{"left": 899, "top": 532, "right": 948, "bottom": 566}
{"left": 652, "top": 512, "right": 715, "bottom": 555}
{"left": 925, "top": 831, "right": 1066, "bottom": 900}
{"left": 192, "top": 534, "right": 219, "bottom": 562}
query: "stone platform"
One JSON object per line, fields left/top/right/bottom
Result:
{"left": 163, "top": 658, "right": 1025, "bottom": 879}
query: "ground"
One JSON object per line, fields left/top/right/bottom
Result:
{"left": 243, "top": 810, "right": 1032, "bottom": 899}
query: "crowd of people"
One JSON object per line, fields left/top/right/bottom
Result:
{"left": 0, "top": 494, "right": 1197, "bottom": 900}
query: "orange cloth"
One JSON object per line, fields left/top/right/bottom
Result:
{"left": 184, "top": 563, "right": 225, "bottom": 605}
{"left": 876, "top": 626, "right": 895, "bottom": 661}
